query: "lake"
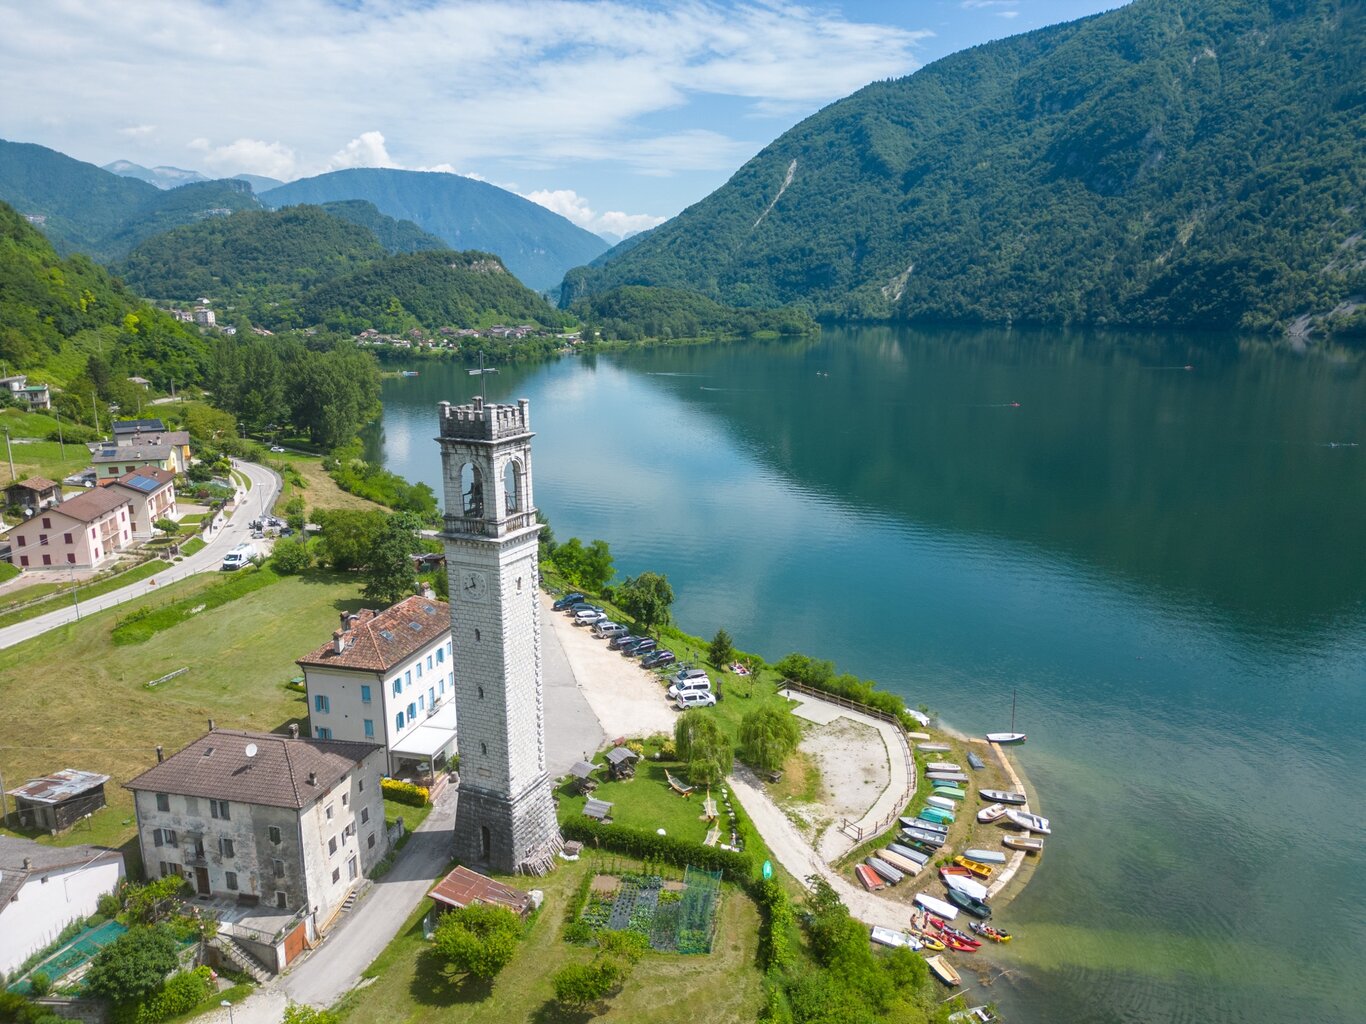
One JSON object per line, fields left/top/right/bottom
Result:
{"left": 366, "top": 325, "right": 1366, "bottom": 1024}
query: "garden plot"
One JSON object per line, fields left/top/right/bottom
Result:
{"left": 579, "top": 869, "right": 722, "bottom": 955}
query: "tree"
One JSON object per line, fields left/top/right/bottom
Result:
{"left": 430, "top": 904, "right": 522, "bottom": 982}
{"left": 182, "top": 403, "right": 237, "bottom": 444}
{"left": 282, "top": 1005, "right": 341, "bottom": 1024}
{"left": 709, "top": 628, "right": 735, "bottom": 668}
{"left": 281, "top": 495, "right": 307, "bottom": 531}
{"left": 739, "top": 706, "right": 803, "bottom": 773}
{"left": 271, "top": 537, "right": 313, "bottom": 574}
{"left": 83, "top": 926, "right": 178, "bottom": 1005}
{"left": 313, "top": 509, "right": 387, "bottom": 571}
{"left": 153, "top": 517, "right": 178, "bottom": 537}
{"left": 361, "top": 513, "right": 421, "bottom": 605}
{"left": 579, "top": 539, "right": 614, "bottom": 592}
{"left": 615, "top": 571, "right": 674, "bottom": 634}
{"left": 674, "top": 709, "right": 731, "bottom": 786}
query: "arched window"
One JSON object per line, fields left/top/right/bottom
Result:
{"left": 459, "top": 462, "right": 484, "bottom": 517}
{"left": 503, "top": 460, "right": 522, "bottom": 513}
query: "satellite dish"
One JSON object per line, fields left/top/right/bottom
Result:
{"left": 244, "top": 743, "right": 258, "bottom": 758}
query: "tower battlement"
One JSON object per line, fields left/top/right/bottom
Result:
{"left": 438, "top": 397, "right": 531, "bottom": 441}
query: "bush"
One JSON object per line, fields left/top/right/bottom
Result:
{"left": 83, "top": 925, "right": 178, "bottom": 1005}
{"left": 381, "top": 778, "right": 429, "bottom": 807}
{"left": 559, "top": 818, "right": 752, "bottom": 881}
{"left": 134, "top": 968, "right": 212, "bottom": 1024}
{"left": 430, "top": 904, "right": 521, "bottom": 981}
{"left": 98, "top": 893, "right": 121, "bottom": 918}
{"left": 270, "top": 537, "right": 312, "bottom": 574}
{"left": 28, "top": 973, "right": 51, "bottom": 997}
{"left": 552, "top": 959, "right": 623, "bottom": 1010}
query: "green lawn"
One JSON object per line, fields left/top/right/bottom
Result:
{"left": 3, "top": 438, "right": 93, "bottom": 488}
{"left": 334, "top": 851, "right": 765, "bottom": 1024}
{"left": 384, "top": 796, "right": 434, "bottom": 833}
{"left": 180, "top": 537, "right": 205, "bottom": 556}
{"left": 0, "top": 559, "right": 171, "bottom": 629}
{"left": 0, "top": 561, "right": 20, "bottom": 583}
{"left": 557, "top": 756, "right": 720, "bottom": 846}
{"left": 0, "top": 569, "right": 366, "bottom": 867}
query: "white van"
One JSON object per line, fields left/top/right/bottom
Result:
{"left": 667, "top": 675, "right": 712, "bottom": 700}
{"left": 675, "top": 690, "right": 717, "bottom": 710}
{"left": 221, "top": 543, "right": 256, "bottom": 571}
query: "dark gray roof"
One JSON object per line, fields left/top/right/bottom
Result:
{"left": 605, "top": 747, "right": 639, "bottom": 765}
{"left": 0, "top": 836, "right": 122, "bottom": 907}
{"left": 112, "top": 419, "right": 166, "bottom": 434}
{"left": 583, "top": 799, "right": 613, "bottom": 820}
{"left": 125, "top": 729, "right": 382, "bottom": 810}
{"left": 569, "top": 760, "right": 598, "bottom": 779}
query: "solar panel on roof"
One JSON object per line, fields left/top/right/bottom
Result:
{"left": 410, "top": 622, "right": 422, "bottom": 631}
{"left": 126, "top": 476, "right": 159, "bottom": 492}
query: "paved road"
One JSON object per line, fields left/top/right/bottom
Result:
{"left": 0, "top": 459, "right": 280, "bottom": 650}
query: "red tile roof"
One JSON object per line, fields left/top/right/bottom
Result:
{"left": 125, "top": 729, "right": 381, "bottom": 809}
{"left": 9, "top": 476, "right": 57, "bottom": 492}
{"left": 46, "top": 486, "right": 130, "bottom": 523}
{"left": 297, "top": 595, "right": 450, "bottom": 674}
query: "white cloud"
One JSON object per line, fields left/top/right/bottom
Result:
{"left": 187, "top": 137, "right": 299, "bottom": 180}
{"left": 522, "top": 188, "right": 665, "bottom": 241}
{"left": 328, "top": 131, "right": 398, "bottom": 171}
{"left": 961, "top": 0, "right": 1021, "bottom": 14}
{"left": 118, "top": 124, "right": 156, "bottom": 137}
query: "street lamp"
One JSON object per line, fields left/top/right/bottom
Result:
{"left": 220, "top": 1000, "right": 234, "bottom": 1024}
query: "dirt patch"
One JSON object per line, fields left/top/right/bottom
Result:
{"left": 795, "top": 717, "right": 889, "bottom": 824}
{"left": 591, "top": 874, "right": 620, "bottom": 895}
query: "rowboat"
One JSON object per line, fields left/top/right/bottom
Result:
{"left": 914, "top": 892, "right": 959, "bottom": 920}
{"left": 1005, "top": 809, "right": 1052, "bottom": 834}
{"left": 901, "top": 816, "right": 947, "bottom": 834}
{"left": 871, "top": 925, "right": 921, "bottom": 950}
{"left": 932, "top": 785, "right": 967, "bottom": 798}
{"left": 919, "top": 807, "right": 955, "bottom": 825}
{"left": 926, "top": 772, "right": 971, "bottom": 784}
{"left": 946, "top": 887, "right": 992, "bottom": 919}
{"left": 877, "top": 849, "right": 923, "bottom": 876}
{"left": 943, "top": 873, "right": 990, "bottom": 901}
{"left": 969, "top": 921, "right": 1012, "bottom": 943}
{"left": 917, "top": 743, "right": 951, "bottom": 752}
{"left": 986, "top": 732, "right": 1026, "bottom": 744}
{"left": 948, "top": 1005, "right": 998, "bottom": 1023}
{"left": 888, "top": 843, "right": 929, "bottom": 864}
{"left": 925, "top": 762, "right": 963, "bottom": 773}
{"left": 925, "top": 954, "right": 961, "bottom": 987}
{"left": 966, "top": 751, "right": 986, "bottom": 770}
{"left": 979, "top": 789, "right": 1028, "bottom": 805}
{"left": 953, "top": 855, "right": 994, "bottom": 879}
{"left": 927, "top": 795, "right": 958, "bottom": 811}
{"left": 901, "top": 829, "right": 945, "bottom": 848}
{"left": 855, "top": 863, "right": 885, "bottom": 891}
{"left": 866, "top": 857, "right": 904, "bottom": 885}
{"left": 964, "top": 848, "right": 1008, "bottom": 865}
{"left": 940, "top": 865, "right": 972, "bottom": 877}
{"left": 1002, "top": 834, "right": 1045, "bottom": 852}
{"left": 977, "top": 803, "right": 1008, "bottom": 824}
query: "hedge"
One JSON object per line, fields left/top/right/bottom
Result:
{"left": 381, "top": 778, "right": 429, "bottom": 807}
{"left": 559, "top": 818, "right": 753, "bottom": 881}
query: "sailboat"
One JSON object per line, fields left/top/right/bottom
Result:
{"left": 986, "top": 688, "right": 1026, "bottom": 745}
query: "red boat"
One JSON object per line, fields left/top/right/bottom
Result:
{"left": 855, "top": 863, "right": 885, "bottom": 892}
{"left": 939, "top": 932, "right": 979, "bottom": 953}
{"left": 940, "top": 865, "right": 973, "bottom": 877}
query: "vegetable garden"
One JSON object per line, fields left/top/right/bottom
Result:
{"left": 577, "top": 868, "right": 722, "bottom": 955}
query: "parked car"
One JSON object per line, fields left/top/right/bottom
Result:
{"left": 668, "top": 674, "right": 712, "bottom": 699}
{"left": 624, "top": 638, "right": 658, "bottom": 657}
{"left": 221, "top": 543, "right": 256, "bottom": 571}
{"left": 609, "top": 634, "right": 641, "bottom": 650}
{"left": 553, "top": 592, "right": 586, "bottom": 611}
{"left": 574, "top": 609, "right": 607, "bottom": 626}
{"left": 675, "top": 690, "right": 717, "bottom": 710}
{"left": 641, "top": 650, "right": 676, "bottom": 669}
{"left": 668, "top": 667, "right": 709, "bottom": 687}
{"left": 269, "top": 445, "right": 286, "bottom": 453}
{"left": 594, "top": 622, "right": 628, "bottom": 640}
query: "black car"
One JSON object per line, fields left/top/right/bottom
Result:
{"left": 641, "top": 650, "right": 676, "bottom": 669}
{"left": 609, "top": 634, "right": 640, "bottom": 650}
{"left": 552, "top": 592, "right": 586, "bottom": 611}
{"left": 625, "top": 638, "right": 658, "bottom": 657}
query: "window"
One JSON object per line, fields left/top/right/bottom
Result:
{"left": 268, "top": 825, "right": 282, "bottom": 845}
{"left": 404, "top": 670, "right": 411, "bottom": 687}
{"left": 367, "top": 833, "right": 376, "bottom": 849}
{"left": 314, "top": 694, "right": 330, "bottom": 713}
{"left": 66, "top": 553, "right": 75, "bottom": 564}
{"left": 342, "top": 792, "right": 349, "bottom": 807}
{"left": 395, "top": 711, "right": 404, "bottom": 731}
{"left": 152, "top": 827, "right": 178, "bottom": 847}
{"left": 184, "top": 797, "right": 198, "bottom": 815}
{"left": 63, "top": 532, "right": 73, "bottom": 544}
{"left": 437, "top": 646, "right": 445, "bottom": 664}
{"left": 360, "top": 684, "right": 372, "bottom": 704}
{"left": 155, "top": 793, "right": 170, "bottom": 812}
{"left": 418, "top": 695, "right": 425, "bottom": 712}
{"left": 347, "top": 856, "right": 358, "bottom": 881}
{"left": 427, "top": 655, "right": 433, "bottom": 670}
{"left": 360, "top": 807, "right": 369, "bottom": 824}
{"left": 359, "top": 778, "right": 365, "bottom": 792}
{"left": 41, "top": 517, "right": 51, "bottom": 529}
{"left": 440, "top": 677, "right": 445, "bottom": 695}
{"left": 416, "top": 661, "right": 422, "bottom": 678}
{"left": 428, "top": 687, "right": 436, "bottom": 707}
{"left": 328, "top": 836, "right": 337, "bottom": 856}
{"left": 326, "top": 804, "right": 334, "bottom": 821}
{"left": 15, "top": 536, "right": 24, "bottom": 547}
{"left": 18, "top": 555, "right": 28, "bottom": 567}
{"left": 225, "top": 871, "right": 238, "bottom": 891}
{"left": 407, "top": 703, "right": 417, "bottom": 722}
{"left": 314, "top": 726, "right": 333, "bottom": 740}
{"left": 209, "top": 799, "right": 230, "bottom": 820}
{"left": 273, "top": 859, "right": 284, "bottom": 878}
{"left": 331, "top": 867, "right": 340, "bottom": 884}
{"left": 42, "top": 554, "right": 51, "bottom": 566}
{"left": 363, "top": 718, "right": 374, "bottom": 738}
{"left": 219, "top": 837, "right": 235, "bottom": 858}
{"left": 276, "top": 891, "right": 288, "bottom": 909}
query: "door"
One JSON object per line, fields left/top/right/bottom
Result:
{"left": 195, "top": 866, "right": 210, "bottom": 895}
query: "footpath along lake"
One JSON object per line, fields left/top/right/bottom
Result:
{"left": 367, "top": 325, "right": 1366, "bottom": 1024}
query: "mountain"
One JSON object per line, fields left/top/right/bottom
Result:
{"left": 565, "top": 0, "right": 1366, "bottom": 336}
{"left": 103, "top": 160, "right": 208, "bottom": 189}
{"left": 0, "top": 140, "right": 261, "bottom": 261}
{"left": 231, "top": 173, "right": 285, "bottom": 193}
{"left": 314, "top": 200, "right": 448, "bottom": 253}
{"left": 299, "top": 250, "right": 571, "bottom": 333}
{"left": 260, "top": 168, "right": 608, "bottom": 292}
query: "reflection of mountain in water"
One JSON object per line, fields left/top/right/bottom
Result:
{"left": 623, "top": 326, "right": 1366, "bottom": 629}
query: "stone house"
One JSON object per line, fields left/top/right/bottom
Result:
{"left": 4, "top": 477, "right": 62, "bottom": 514}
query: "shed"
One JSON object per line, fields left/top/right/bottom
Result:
{"left": 428, "top": 865, "right": 532, "bottom": 919}
{"left": 583, "top": 798, "right": 614, "bottom": 821}
{"left": 568, "top": 760, "right": 599, "bottom": 794}
{"left": 7, "top": 769, "right": 110, "bottom": 832}
{"left": 604, "top": 746, "right": 639, "bottom": 780}
{"left": 5, "top": 477, "right": 62, "bottom": 513}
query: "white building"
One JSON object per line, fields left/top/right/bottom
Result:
{"left": 297, "top": 596, "right": 456, "bottom": 780}
{"left": 0, "top": 836, "right": 125, "bottom": 977}
{"left": 125, "top": 727, "right": 388, "bottom": 950}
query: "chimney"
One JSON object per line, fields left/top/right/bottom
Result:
{"left": 307, "top": 772, "right": 317, "bottom": 786}
{"left": 23, "top": 857, "right": 33, "bottom": 870}
{"left": 208, "top": 718, "right": 216, "bottom": 732}
{"left": 156, "top": 744, "right": 164, "bottom": 763}
{"left": 339, "top": 611, "right": 348, "bottom": 628}
{"left": 289, "top": 723, "right": 299, "bottom": 740}
{"left": 333, "top": 629, "right": 347, "bottom": 654}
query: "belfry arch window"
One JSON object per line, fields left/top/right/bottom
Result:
{"left": 503, "top": 460, "right": 523, "bottom": 514}
{"left": 460, "top": 463, "right": 484, "bottom": 517}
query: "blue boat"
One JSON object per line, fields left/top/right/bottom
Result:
{"left": 900, "top": 828, "right": 945, "bottom": 848}
{"left": 967, "top": 751, "right": 986, "bottom": 771}
{"left": 887, "top": 843, "right": 930, "bottom": 864}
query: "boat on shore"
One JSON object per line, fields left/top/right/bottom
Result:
{"left": 888, "top": 842, "right": 929, "bottom": 864}
{"left": 986, "top": 732, "right": 1026, "bottom": 744}
{"left": 942, "top": 873, "right": 990, "bottom": 901}
{"left": 878, "top": 849, "right": 923, "bottom": 875}
{"left": 963, "top": 848, "right": 1008, "bottom": 865}
{"left": 1003, "top": 835, "right": 1045, "bottom": 852}
{"left": 855, "top": 863, "right": 885, "bottom": 891}
{"left": 948, "top": 1005, "right": 997, "bottom": 1023}
{"left": 926, "top": 795, "right": 958, "bottom": 811}
{"left": 946, "top": 887, "right": 993, "bottom": 919}
{"left": 1005, "top": 809, "right": 1052, "bottom": 834}
{"left": 979, "top": 788, "right": 1027, "bottom": 804}
{"left": 925, "top": 954, "right": 961, "bottom": 987}
{"left": 919, "top": 807, "right": 955, "bottom": 825}
{"left": 932, "top": 785, "right": 967, "bottom": 799}
{"left": 901, "top": 816, "right": 947, "bottom": 834}
{"left": 914, "top": 892, "right": 959, "bottom": 920}
{"left": 953, "top": 855, "right": 994, "bottom": 879}
{"left": 867, "top": 856, "right": 904, "bottom": 885}
{"left": 926, "top": 772, "right": 971, "bottom": 784}
{"left": 970, "top": 921, "right": 1012, "bottom": 943}
{"left": 917, "top": 742, "right": 951, "bottom": 752}
{"left": 901, "top": 828, "right": 946, "bottom": 848}
{"left": 967, "top": 750, "right": 986, "bottom": 770}
{"left": 871, "top": 925, "right": 921, "bottom": 950}
{"left": 977, "top": 803, "right": 1008, "bottom": 823}
{"left": 925, "top": 762, "right": 963, "bottom": 773}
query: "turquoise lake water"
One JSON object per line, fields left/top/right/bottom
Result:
{"left": 367, "top": 325, "right": 1366, "bottom": 1024}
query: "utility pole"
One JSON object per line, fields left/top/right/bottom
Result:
{"left": 54, "top": 405, "right": 65, "bottom": 458}
{"left": 3, "top": 427, "right": 13, "bottom": 483}
{"left": 0, "top": 766, "right": 8, "bottom": 826}
{"left": 71, "top": 567, "right": 81, "bottom": 621}
{"left": 91, "top": 392, "right": 101, "bottom": 436}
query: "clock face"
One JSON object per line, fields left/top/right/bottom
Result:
{"left": 461, "top": 569, "right": 488, "bottom": 603}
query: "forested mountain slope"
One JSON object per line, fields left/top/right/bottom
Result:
{"left": 261, "top": 168, "right": 609, "bottom": 292}
{"left": 564, "top": 0, "right": 1365, "bottom": 335}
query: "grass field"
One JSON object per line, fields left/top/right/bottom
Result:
{"left": 279, "top": 454, "right": 385, "bottom": 513}
{"left": 556, "top": 754, "right": 722, "bottom": 846}
{"left": 2, "top": 438, "right": 93, "bottom": 488}
{"left": 0, "top": 560, "right": 171, "bottom": 629}
{"left": 334, "top": 851, "right": 765, "bottom": 1024}
{"left": 0, "top": 569, "right": 366, "bottom": 866}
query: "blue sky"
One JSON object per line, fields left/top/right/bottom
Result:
{"left": 0, "top": 0, "right": 1125, "bottom": 240}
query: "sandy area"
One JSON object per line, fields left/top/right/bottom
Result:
{"left": 798, "top": 716, "right": 889, "bottom": 821}
{"left": 540, "top": 595, "right": 677, "bottom": 741}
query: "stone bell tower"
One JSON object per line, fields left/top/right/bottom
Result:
{"left": 437, "top": 396, "right": 559, "bottom": 874}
